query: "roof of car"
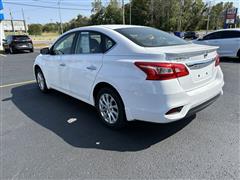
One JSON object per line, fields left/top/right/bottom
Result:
{"left": 72, "top": 24, "right": 147, "bottom": 32}
{"left": 11, "top": 35, "right": 29, "bottom": 37}
{"left": 214, "top": 28, "right": 240, "bottom": 32}
{"left": 101, "top": 24, "right": 146, "bottom": 29}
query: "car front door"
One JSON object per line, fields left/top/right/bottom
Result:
{"left": 201, "top": 32, "right": 225, "bottom": 56}
{"left": 67, "top": 31, "right": 114, "bottom": 101}
{"left": 46, "top": 32, "right": 77, "bottom": 90}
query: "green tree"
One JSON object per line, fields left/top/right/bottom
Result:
{"left": 91, "top": 0, "right": 103, "bottom": 13}
{"left": 131, "top": 0, "right": 151, "bottom": 26}
{"left": 103, "top": 0, "right": 122, "bottom": 24}
{"left": 63, "top": 15, "right": 90, "bottom": 32}
{"left": 42, "top": 23, "right": 59, "bottom": 33}
{"left": 28, "top": 24, "right": 42, "bottom": 35}
{"left": 91, "top": 0, "right": 122, "bottom": 24}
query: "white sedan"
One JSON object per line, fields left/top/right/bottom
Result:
{"left": 34, "top": 25, "right": 224, "bottom": 128}
{"left": 193, "top": 28, "right": 240, "bottom": 58}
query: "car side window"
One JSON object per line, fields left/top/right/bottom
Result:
{"left": 52, "top": 33, "right": 76, "bottom": 55}
{"left": 7, "top": 36, "right": 11, "bottom": 43}
{"left": 203, "top": 32, "right": 220, "bottom": 40}
{"left": 221, "top": 31, "right": 240, "bottom": 39}
{"left": 103, "top": 35, "right": 115, "bottom": 52}
{"left": 75, "top": 31, "right": 103, "bottom": 54}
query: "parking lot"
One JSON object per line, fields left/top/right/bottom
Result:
{"left": 0, "top": 52, "right": 239, "bottom": 179}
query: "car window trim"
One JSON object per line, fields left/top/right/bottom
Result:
{"left": 73, "top": 30, "right": 116, "bottom": 55}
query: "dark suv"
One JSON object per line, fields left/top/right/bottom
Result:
{"left": 183, "top": 31, "right": 198, "bottom": 40}
{"left": 3, "top": 35, "right": 34, "bottom": 54}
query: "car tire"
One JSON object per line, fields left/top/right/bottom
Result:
{"left": 30, "top": 48, "right": 34, "bottom": 53}
{"left": 4, "top": 48, "right": 9, "bottom": 54}
{"left": 96, "top": 88, "right": 127, "bottom": 129}
{"left": 35, "top": 68, "right": 49, "bottom": 93}
{"left": 9, "top": 47, "right": 14, "bottom": 54}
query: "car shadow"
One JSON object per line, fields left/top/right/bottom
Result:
{"left": 6, "top": 83, "right": 195, "bottom": 152}
{"left": 4, "top": 50, "right": 33, "bottom": 55}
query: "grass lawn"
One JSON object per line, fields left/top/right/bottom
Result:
{"left": 4, "top": 32, "right": 59, "bottom": 41}
{"left": 30, "top": 32, "right": 59, "bottom": 41}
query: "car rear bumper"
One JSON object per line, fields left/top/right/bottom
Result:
{"left": 13, "top": 44, "right": 33, "bottom": 50}
{"left": 122, "top": 67, "right": 224, "bottom": 123}
{"left": 185, "top": 93, "right": 220, "bottom": 118}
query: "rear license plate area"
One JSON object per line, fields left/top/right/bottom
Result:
{"left": 187, "top": 59, "right": 214, "bottom": 82}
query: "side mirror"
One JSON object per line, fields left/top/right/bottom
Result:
{"left": 40, "top": 47, "right": 50, "bottom": 55}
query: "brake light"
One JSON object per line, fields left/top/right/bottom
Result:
{"left": 215, "top": 54, "right": 220, "bottom": 66}
{"left": 134, "top": 62, "right": 189, "bottom": 80}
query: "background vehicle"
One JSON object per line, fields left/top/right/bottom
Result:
{"left": 34, "top": 25, "right": 224, "bottom": 128}
{"left": 183, "top": 31, "right": 198, "bottom": 40}
{"left": 193, "top": 29, "right": 240, "bottom": 58}
{"left": 3, "top": 35, "right": 34, "bottom": 54}
{"left": 173, "top": 31, "right": 184, "bottom": 38}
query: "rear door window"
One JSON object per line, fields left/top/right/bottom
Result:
{"left": 203, "top": 32, "right": 221, "bottom": 40}
{"left": 103, "top": 35, "right": 115, "bottom": 52}
{"left": 75, "top": 31, "right": 103, "bottom": 54}
{"left": 221, "top": 31, "right": 240, "bottom": 39}
{"left": 13, "top": 36, "right": 30, "bottom": 41}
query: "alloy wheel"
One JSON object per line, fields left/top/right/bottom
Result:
{"left": 99, "top": 93, "right": 119, "bottom": 124}
{"left": 37, "top": 72, "right": 45, "bottom": 91}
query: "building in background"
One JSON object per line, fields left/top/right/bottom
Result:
{"left": 2, "top": 20, "right": 27, "bottom": 32}
{"left": 0, "top": 0, "right": 5, "bottom": 51}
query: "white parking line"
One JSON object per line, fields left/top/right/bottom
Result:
{"left": 0, "top": 80, "right": 36, "bottom": 88}
{"left": 0, "top": 54, "right": 6, "bottom": 57}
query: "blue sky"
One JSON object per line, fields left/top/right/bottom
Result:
{"left": 1, "top": 0, "right": 239, "bottom": 24}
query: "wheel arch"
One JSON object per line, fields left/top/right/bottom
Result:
{"left": 33, "top": 64, "right": 50, "bottom": 89}
{"left": 92, "top": 81, "right": 134, "bottom": 121}
{"left": 92, "top": 82, "right": 123, "bottom": 106}
{"left": 34, "top": 64, "right": 41, "bottom": 76}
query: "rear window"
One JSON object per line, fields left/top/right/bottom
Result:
{"left": 13, "top": 36, "right": 30, "bottom": 41}
{"left": 115, "top": 27, "right": 187, "bottom": 47}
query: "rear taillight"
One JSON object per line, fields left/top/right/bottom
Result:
{"left": 215, "top": 54, "right": 220, "bottom": 66}
{"left": 134, "top": 62, "right": 189, "bottom": 80}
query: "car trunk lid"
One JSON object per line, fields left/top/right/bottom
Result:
{"left": 145, "top": 44, "right": 219, "bottom": 91}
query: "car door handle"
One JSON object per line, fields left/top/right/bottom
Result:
{"left": 59, "top": 63, "right": 66, "bottom": 67}
{"left": 86, "top": 65, "right": 97, "bottom": 71}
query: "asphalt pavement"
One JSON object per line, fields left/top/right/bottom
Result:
{"left": 0, "top": 52, "right": 239, "bottom": 179}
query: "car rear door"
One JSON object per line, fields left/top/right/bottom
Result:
{"left": 199, "top": 32, "right": 227, "bottom": 56}
{"left": 67, "top": 31, "right": 114, "bottom": 101}
{"left": 219, "top": 30, "right": 240, "bottom": 57}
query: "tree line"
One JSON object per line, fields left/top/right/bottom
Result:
{"left": 28, "top": 0, "right": 239, "bottom": 35}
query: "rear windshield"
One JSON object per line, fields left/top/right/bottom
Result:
{"left": 115, "top": 27, "right": 187, "bottom": 47}
{"left": 13, "top": 36, "right": 30, "bottom": 41}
